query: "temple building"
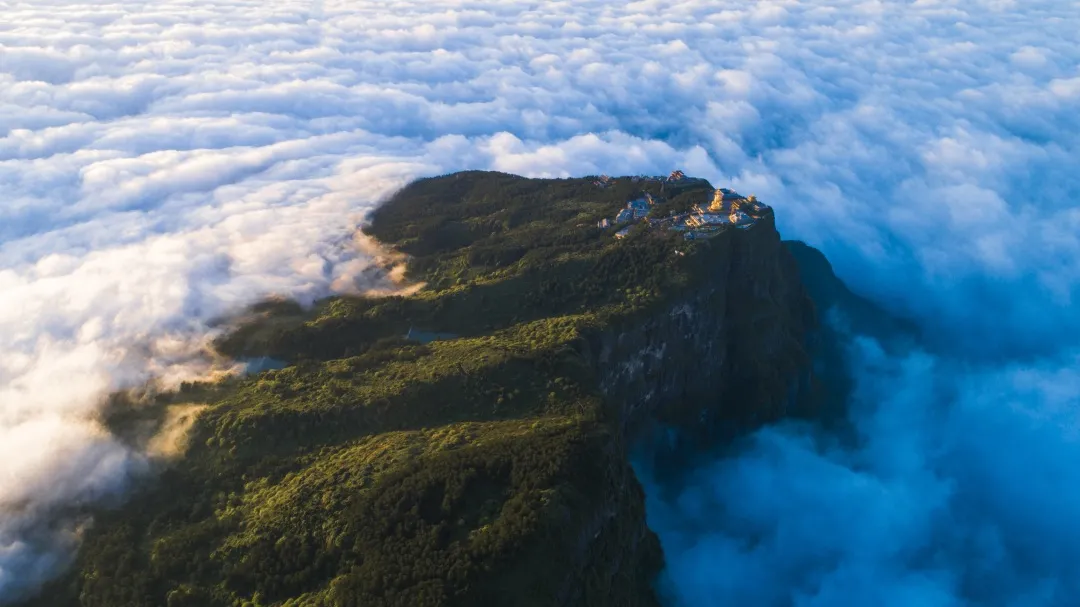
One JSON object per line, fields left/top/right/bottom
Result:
{"left": 601, "top": 178, "right": 768, "bottom": 240}
{"left": 692, "top": 188, "right": 743, "bottom": 216}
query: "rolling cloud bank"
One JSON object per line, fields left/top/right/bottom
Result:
{"left": 1, "top": 0, "right": 1078, "bottom": 603}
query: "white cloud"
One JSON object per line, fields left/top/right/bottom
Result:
{"left": 0, "top": 0, "right": 1077, "bottom": 602}
{"left": 640, "top": 336, "right": 1080, "bottom": 607}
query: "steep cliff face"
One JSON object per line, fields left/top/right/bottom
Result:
{"left": 544, "top": 432, "right": 663, "bottom": 607}
{"left": 594, "top": 211, "right": 815, "bottom": 448}
{"left": 565, "top": 212, "right": 816, "bottom": 606}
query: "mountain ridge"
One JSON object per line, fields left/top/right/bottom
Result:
{"left": 21, "top": 171, "right": 846, "bottom": 607}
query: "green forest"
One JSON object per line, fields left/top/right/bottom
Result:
{"left": 26, "top": 171, "right": 738, "bottom": 607}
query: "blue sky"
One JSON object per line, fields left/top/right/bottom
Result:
{"left": 0, "top": 0, "right": 1078, "bottom": 602}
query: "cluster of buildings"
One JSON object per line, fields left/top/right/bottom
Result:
{"left": 598, "top": 194, "right": 654, "bottom": 237}
{"left": 678, "top": 188, "right": 768, "bottom": 236}
{"left": 596, "top": 173, "right": 770, "bottom": 241}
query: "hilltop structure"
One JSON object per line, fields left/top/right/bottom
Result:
{"left": 591, "top": 170, "right": 709, "bottom": 192}
{"left": 599, "top": 175, "right": 771, "bottom": 240}
{"left": 592, "top": 174, "right": 614, "bottom": 188}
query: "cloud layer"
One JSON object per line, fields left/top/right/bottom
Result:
{"left": 0, "top": 0, "right": 1077, "bottom": 602}
{"left": 641, "top": 337, "right": 1080, "bottom": 606}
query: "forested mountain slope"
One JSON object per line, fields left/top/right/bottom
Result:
{"left": 25, "top": 171, "right": 819, "bottom": 607}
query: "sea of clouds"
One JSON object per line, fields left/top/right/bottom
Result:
{"left": 0, "top": 0, "right": 1077, "bottom": 603}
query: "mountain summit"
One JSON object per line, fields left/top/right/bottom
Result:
{"left": 27, "top": 171, "right": 821, "bottom": 607}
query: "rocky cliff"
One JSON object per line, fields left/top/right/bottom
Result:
{"left": 561, "top": 212, "right": 815, "bottom": 604}
{"left": 21, "top": 172, "right": 817, "bottom": 607}
{"left": 594, "top": 211, "right": 814, "bottom": 446}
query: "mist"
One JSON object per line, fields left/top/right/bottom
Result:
{"left": 1, "top": 0, "right": 1077, "bottom": 602}
{"left": 640, "top": 323, "right": 1080, "bottom": 605}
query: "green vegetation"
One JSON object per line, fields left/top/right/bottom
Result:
{"left": 29, "top": 171, "right": 740, "bottom": 607}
